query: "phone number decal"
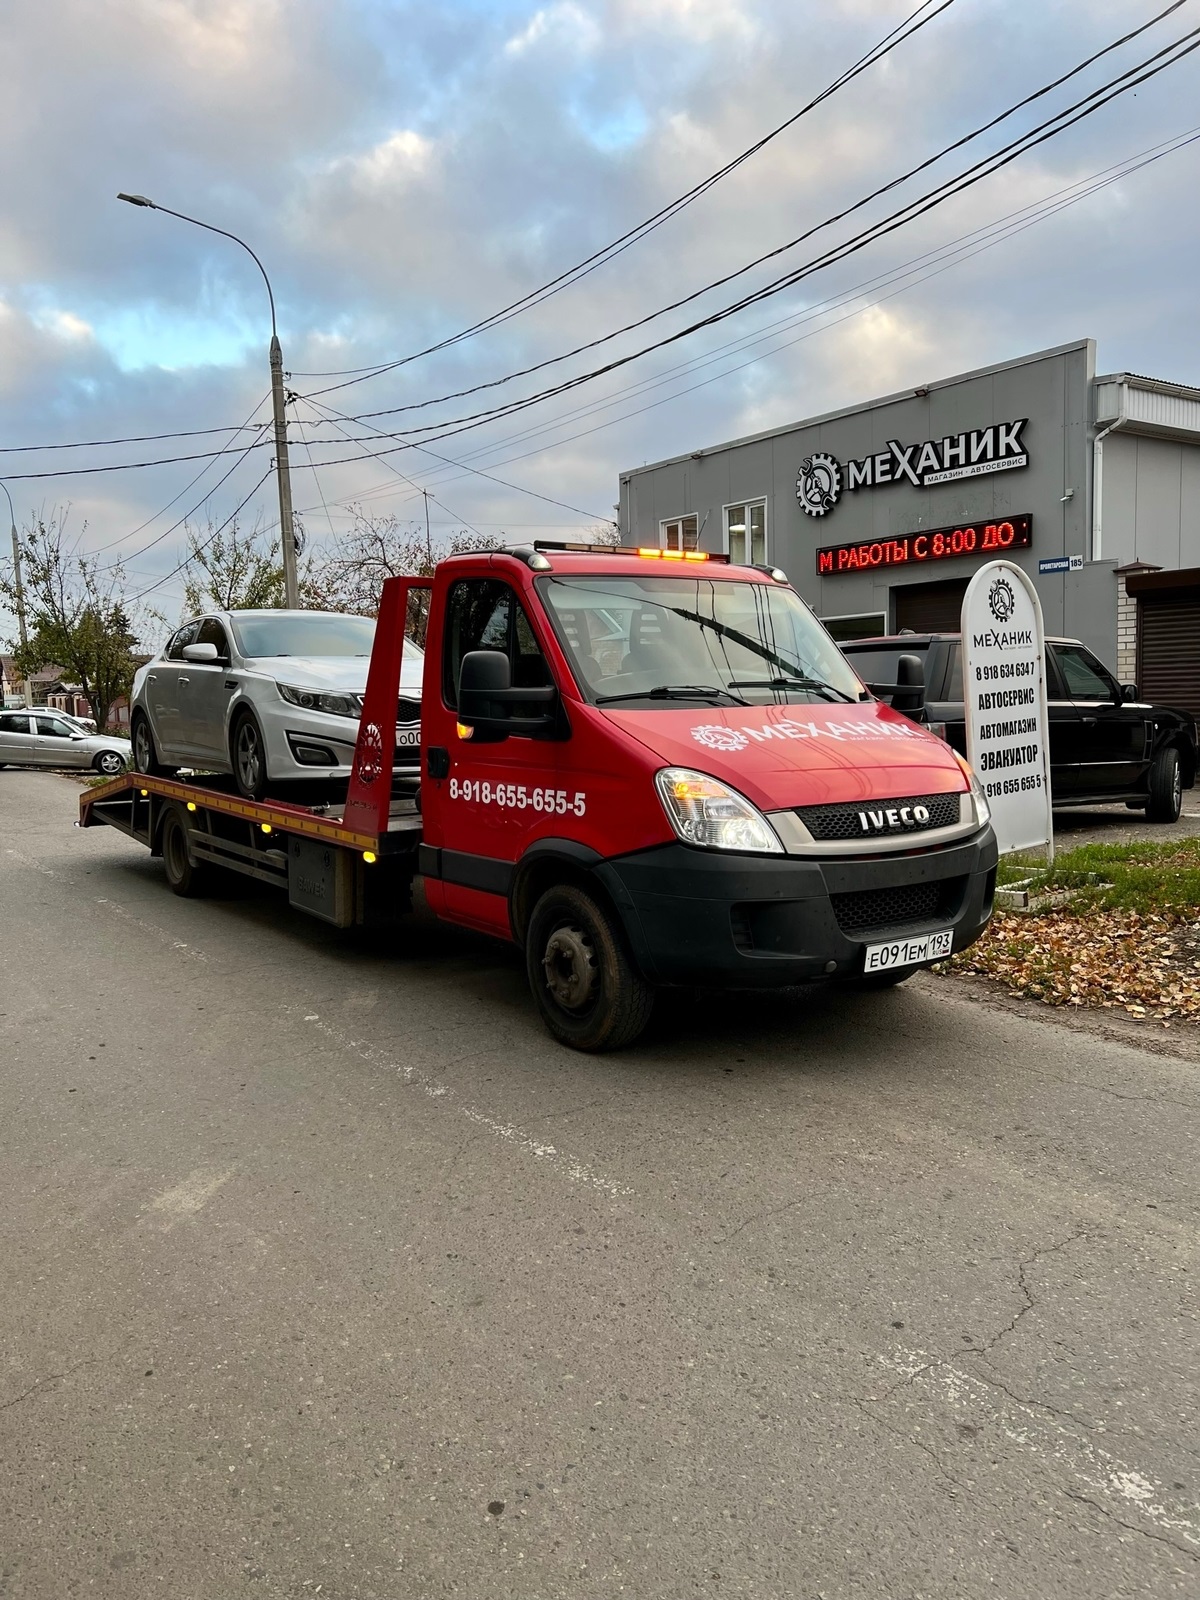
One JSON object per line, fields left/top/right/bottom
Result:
{"left": 449, "top": 777, "right": 587, "bottom": 816}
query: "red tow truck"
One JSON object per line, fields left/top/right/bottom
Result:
{"left": 81, "top": 543, "right": 998, "bottom": 1049}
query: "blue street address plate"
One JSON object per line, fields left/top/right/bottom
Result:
{"left": 1038, "top": 555, "right": 1084, "bottom": 574}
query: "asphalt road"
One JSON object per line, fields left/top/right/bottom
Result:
{"left": 1, "top": 770, "right": 1197, "bottom": 1600}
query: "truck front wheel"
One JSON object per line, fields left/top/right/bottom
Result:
{"left": 526, "top": 884, "right": 654, "bottom": 1052}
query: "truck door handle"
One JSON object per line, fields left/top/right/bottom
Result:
{"left": 1081, "top": 716, "right": 1097, "bottom": 725}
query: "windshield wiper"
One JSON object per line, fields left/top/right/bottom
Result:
{"left": 595, "top": 684, "right": 747, "bottom": 706}
{"left": 728, "top": 675, "right": 855, "bottom": 703}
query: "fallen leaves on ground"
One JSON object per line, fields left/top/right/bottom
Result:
{"left": 938, "top": 908, "right": 1200, "bottom": 1020}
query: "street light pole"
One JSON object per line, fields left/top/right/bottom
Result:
{"left": 1, "top": 480, "right": 33, "bottom": 708}
{"left": 116, "top": 193, "right": 300, "bottom": 607}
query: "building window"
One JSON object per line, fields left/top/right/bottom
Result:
{"left": 820, "top": 611, "right": 887, "bottom": 644}
{"left": 660, "top": 515, "right": 698, "bottom": 552}
{"left": 725, "top": 501, "right": 766, "bottom": 565}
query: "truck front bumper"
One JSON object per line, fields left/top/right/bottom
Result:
{"left": 598, "top": 827, "right": 998, "bottom": 988}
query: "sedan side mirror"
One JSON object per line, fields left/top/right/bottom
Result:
{"left": 891, "top": 653, "right": 927, "bottom": 720}
{"left": 458, "top": 650, "right": 559, "bottom": 741}
{"left": 182, "top": 642, "right": 222, "bottom": 664}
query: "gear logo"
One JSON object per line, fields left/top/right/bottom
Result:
{"left": 988, "top": 575, "right": 1017, "bottom": 624}
{"left": 355, "top": 721, "right": 385, "bottom": 785}
{"left": 691, "top": 724, "right": 749, "bottom": 753}
{"left": 796, "top": 451, "right": 843, "bottom": 518}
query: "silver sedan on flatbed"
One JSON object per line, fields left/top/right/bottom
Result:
{"left": 129, "top": 609, "right": 425, "bottom": 800}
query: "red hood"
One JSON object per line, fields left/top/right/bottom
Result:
{"left": 601, "top": 699, "right": 965, "bottom": 810}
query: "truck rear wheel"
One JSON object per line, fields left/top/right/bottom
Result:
{"left": 160, "top": 807, "right": 211, "bottom": 898}
{"left": 526, "top": 884, "right": 654, "bottom": 1052}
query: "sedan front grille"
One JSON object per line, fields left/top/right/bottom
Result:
{"left": 397, "top": 696, "right": 421, "bottom": 725}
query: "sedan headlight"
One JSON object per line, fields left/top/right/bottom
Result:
{"left": 953, "top": 752, "right": 991, "bottom": 827}
{"left": 277, "top": 683, "right": 362, "bottom": 718}
{"left": 655, "top": 767, "right": 783, "bottom": 854}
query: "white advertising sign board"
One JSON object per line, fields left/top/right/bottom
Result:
{"left": 961, "top": 561, "right": 1053, "bottom": 859}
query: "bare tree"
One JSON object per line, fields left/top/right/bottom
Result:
{"left": 0, "top": 513, "right": 156, "bottom": 733}
{"left": 305, "top": 509, "right": 500, "bottom": 642}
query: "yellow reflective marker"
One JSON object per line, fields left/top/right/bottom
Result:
{"left": 261, "top": 823, "right": 272, "bottom": 834}
{"left": 186, "top": 801, "right": 197, "bottom": 812}
{"left": 363, "top": 850, "right": 377, "bottom": 865}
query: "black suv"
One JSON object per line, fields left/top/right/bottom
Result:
{"left": 840, "top": 633, "right": 1196, "bottom": 823}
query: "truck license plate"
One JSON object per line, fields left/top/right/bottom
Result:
{"left": 863, "top": 929, "right": 953, "bottom": 973}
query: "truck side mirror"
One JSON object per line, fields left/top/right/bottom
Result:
{"left": 458, "top": 650, "right": 559, "bottom": 741}
{"left": 1121, "top": 683, "right": 1139, "bottom": 703}
{"left": 891, "top": 653, "right": 927, "bottom": 719}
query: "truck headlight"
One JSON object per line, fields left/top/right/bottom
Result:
{"left": 655, "top": 767, "right": 783, "bottom": 855}
{"left": 277, "top": 683, "right": 362, "bottom": 718}
{"left": 954, "top": 752, "right": 991, "bottom": 827}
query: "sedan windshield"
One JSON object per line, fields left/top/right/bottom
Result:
{"left": 231, "top": 613, "right": 383, "bottom": 659}
{"left": 537, "top": 574, "right": 865, "bottom": 706}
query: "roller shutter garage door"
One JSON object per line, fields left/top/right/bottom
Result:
{"left": 1138, "top": 594, "right": 1200, "bottom": 718}
{"left": 892, "top": 577, "right": 969, "bottom": 634}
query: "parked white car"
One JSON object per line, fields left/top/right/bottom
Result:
{"left": 129, "top": 609, "right": 424, "bottom": 800}
{"left": 0, "top": 710, "right": 130, "bottom": 775}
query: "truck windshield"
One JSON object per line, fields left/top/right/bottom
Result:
{"left": 231, "top": 613, "right": 388, "bottom": 659}
{"left": 537, "top": 574, "right": 865, "bottom": 707}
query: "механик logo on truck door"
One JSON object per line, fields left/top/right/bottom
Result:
{"left": 796, "top": 419, "right": 1029, "bottom": 518}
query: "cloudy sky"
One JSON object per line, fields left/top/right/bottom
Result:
{"left": 2, "top": 0, "right": 1198, "bottom": 634}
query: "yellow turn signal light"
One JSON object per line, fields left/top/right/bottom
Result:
{"left": 456, "top": 722, "right": 474, "bottom": 740}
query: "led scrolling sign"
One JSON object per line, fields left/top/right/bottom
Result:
{"left": 816, "top": 514, "right": 1033, "bottom": 575}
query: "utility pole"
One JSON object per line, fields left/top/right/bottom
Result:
{"left": 117, "top": 193, "right": 300, "bottom": 607}
{"left": 1, "top": 481, "right": 33, "bottom": 708}
{"left": 270, "top": 334, "right": 299, "bottom": 605}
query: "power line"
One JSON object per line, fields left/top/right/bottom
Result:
{"left": 302, "top": 122, "right": 1200, "bottom": 518}
{"left": 88, "top": 392, "right": 271, "bottom": 558}
{"left": 292, "top": 125, "right": 1200, "bottom": 530}
{"left": 303, "top": 394, "right": 615, "bottom": 523}
{"left": 291, "top": 0, "right": 956, "bottom": 390}
{"left": 315, "top": 23, "right": 1200, "bottom": 454}
{"left": 315, "top": 0, "right": 1194, "bottom": 429}
{"left": 8, "top": 17, "right": 1197, "bottom": 487}
{"left": 125, "top": 468, "right": 275, "bottom": 601}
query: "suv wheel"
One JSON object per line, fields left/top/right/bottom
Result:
{"left": 231, "top": 711, "right": 268, "bottom": 801}
{"left": 526, "top": 883, "right": 654, "bottom": 1051}
{"left": 131, "top": 711, "right": 176, "bottom": 778}
{"left": 1146, "top": 747, "right": 1183, "bottom": 823}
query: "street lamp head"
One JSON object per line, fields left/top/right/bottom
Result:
{"left": 117, "top": 192, "right": 157, "bottom": 208}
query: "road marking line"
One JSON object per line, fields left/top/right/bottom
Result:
{"left": 80, "top": 894, "right": 632, "bottom": 1200}
{"left": 146, "top": 1168, "right": 235, "bottom": 1229}
{"left": 300, "top": 1014, "right": 634, "bottom": 1199}
{"left": 880, "top": 1347, "right": 1200, "bottom": 1550}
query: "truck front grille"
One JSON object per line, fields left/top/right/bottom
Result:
{"left": 797, "top": 790, "right": 960, "bottom": 842}
{"left": 831, "top": 877, "right": 966, "bottom": 936}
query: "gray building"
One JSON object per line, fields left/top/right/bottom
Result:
{"left": 619, "top": 339, "right": 1200, "bottom": 715}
